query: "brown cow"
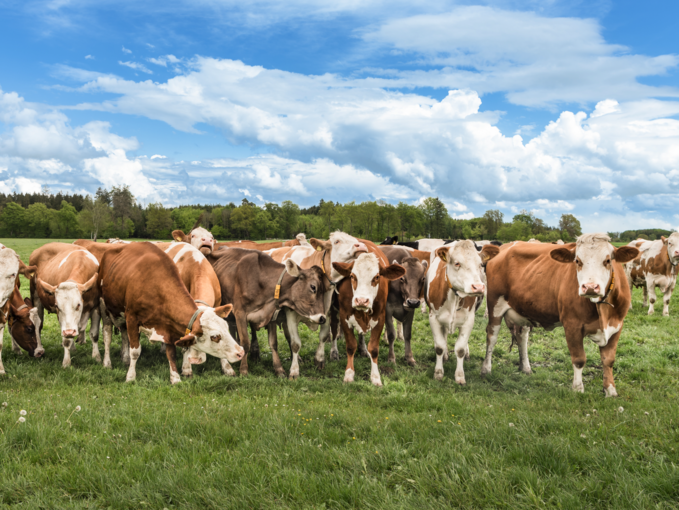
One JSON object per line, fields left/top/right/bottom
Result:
{"left": 29, "top": 243, "right": 100, "bottom": 368}
{"left": 98, "top": 242, "right": 244, "bottom": 383}
{"left": 483, "top": 235, "right": 638, "bottom": 396}
{"left": 0, "top": 281, "right": 42, "bottom": 373}
{"left": 625, "top": 233, "right": 679, "bottom": 316}
{"left": 207, "top": 247, "right": 328, "bottom": 377}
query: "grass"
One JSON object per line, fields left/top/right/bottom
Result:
{"left": 0, "top": 238, "right": 678, "bottom": 509}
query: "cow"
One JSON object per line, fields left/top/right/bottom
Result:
{"left": 98, "top": 242, "right": 243, "bottom": 383}
{"left": 29, "top": 243, "right": 100, "bottom": 368}
{"left": 105, "top": 238, "right": 131, "bottom": 244}
{"left": 206, "top": 248, "right": 328, "bottom": 377}
{"left": 482, "top": 234, "right": 638, "bottom": 396}
{"left": 625, "top": 234, "right": 679, "bottom": 316}
{"left": 425, "top": 241, "right": 499, "bottom": 382}
{"left": 4, "top": 281, "right": 43, "bottom": 368}
{"left": 333, "top": 249, "right": 405, "bottom": 386}
{"left": 379, "top": 246, "right": 428, "bottom": 366}
{"left": 153, "top": 241, "right": 230, "bottom": 377}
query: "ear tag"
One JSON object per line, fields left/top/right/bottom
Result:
{"left": 316, "top": 246, "right": 322, "bottom": 251}
{"left": 274, "top": 285, "right": 281, "bottom": 299}
{"left": 185, "top": 328, "right": 191, "bottom": 336}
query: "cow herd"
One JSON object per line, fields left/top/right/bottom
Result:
{"left": 1, "top": 226, "right": 678, "bottom": 397}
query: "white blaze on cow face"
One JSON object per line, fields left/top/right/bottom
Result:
{"left": 194, "top": 309, "right": 244, "bottom": 363}
{"left": 436, "top": 240, "right": 486, "bottom": 297}
{"left": 664, "top": 232, "right": 679, "bottom": 265}
{"left": 53, "top": 282, "right": 86, "bottom": 337}
{"left": 572, "top": 234, "right": 614, "bottom": 300}
{"left": 0, "top": 249, "right": 19, "bottom": 308}
{"left": 348, "top": 253, "right": 381, "bottom": 312}
{"left": 190, "top": 227, "right": 215, "bottom": 253}
{"left": 328, "top": 231, "right": 368, "bottom": 280}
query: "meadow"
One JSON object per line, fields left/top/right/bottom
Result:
{"left": 0, "top": 238, "right": 678, "bottom": 509}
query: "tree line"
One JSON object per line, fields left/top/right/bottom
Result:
{"left": 0, "top": 187, "right": 661, "bottom": 243}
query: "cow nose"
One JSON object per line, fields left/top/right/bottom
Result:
{"left": 355, "top": 243, "right": 368, "bottom": 253}
{"left": 62, "top": 329, "right": 77, "bottom": 338}
{"left": 355, "top": 297, "right": 369, "bottom": 307}
{"left": 406, "top": 299, "right": 420, "bottom": 308}
{"left": 318, "top": 315, "right": 327, "bottom": 324}
{"left": 471, "top": 284, "right": 485, "bottom": 294}
{"left": 34, "top": 348, "right": 44, "bottom": 358}
{"left": 235, "top": 347, "right": 245, "bottom": 360}
{"left": 581, "top": 283, "right": 601, "bottom": 295}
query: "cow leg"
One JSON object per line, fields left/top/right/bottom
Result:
{"left": 647, "top": 279, "right": 657, "bottom": 315}
{"left": 357, "top": 333, "right": 369, "bottom": 357}
{"left": 268, "top": 323, "right": 286, "bottom": 378}
{"left": 343, "top": 324, "right": 358, "bottom": 383}
{"left": 396, "top": 321, "right": 404, "bottom": 342}
{"left": 249, "top": 324, "right": 260, "bottom": 362}
{"left": 76, "top": 311, "right": 88, "bottom": 345}
{"left": 89, "top": 307, "right": 101, "bottom": 363}
{"left": 642, "top": 282, "right": 649, "bottom": 308}
{"left": 235, "top": 313, "right": 250, "bottom": 376}
{"left": 368, "top": 326, "right": 384, "bottom": 387}
{"left": 564, "top": 329, "right": 586, "bottom": 393}
{"left": 11, "top": 335, "right": 22, "bottom": 355}
{"left": 628, "top": 274, "right": 634, "bottom": 310}
{"left": 600, "top": 329, "right": 621, "bottom": 397}
{"left": 102, "top": 305, "right": 114, "bottom": 368}
{"left": 314, "top": 320, "right": 331, "bottom": 369}
{"left": 0, "top": 324, "right": 5, "bottom": 375}
{"left": 329, "top": 307, "right": 340, "bottom": 361}
{"left": 62, "top": 333, "right": 74, "bottom": 368}
{"left": 403, "top": 312, "right": 417, "bottom": 366}
{"left": 430, "top": 315, "right": 448, "bottom": 381}
{"left": 121, "top": 328, "right": 131, "bottom": 366}
{"left": 181, "top": 349, "right": 194, "bottom": 378}
{"left": 286, "top": 310, "right": 302, "bottom": 380}
{"left": 384, "top": 311, "right": 397, "bottom": 364}
{"left": 165, "top": 343, "right": 181, "bottom": 384}
{"left": 662, "top": 282, "right": 673, "bottom": 317}
{"left": 454, "top": 311, "right": 476, "bottom": 385}
{"left": 481, "top": 313, "right": 503, "bottom": 376}
{"left": 124, "top": 319, "right": 141, "bottom": 382}
{"left": 516, "top": 326, "right": 532, "bottom": 375}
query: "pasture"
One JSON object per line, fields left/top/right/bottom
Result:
{"left": 0, "top": 238, "right": 678, "bottom": 509}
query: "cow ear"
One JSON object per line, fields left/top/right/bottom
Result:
{"left": 480, "top": 245, "right": 500, "bottom": 264}
{"left": 435, "top": 246, "right": 449, "bottom": 262}
{"left": 332, "top": 261, "right": 354, "bottom": 277}
{"left": 176, "top": 333, "right": 197, "bottom": 348}
{"left": 24, "top": 297, "right": 33, "bottom": 308}
{"left": 18, "top": 261, "right": 36, "bottom": 279}
{"left": 310, "top": 238, "right": 331, "bottom": 251}
{"left": 285, "top": 259, "right": 300, "bottom": 277}
{"left": 550, "top": 247, "right": 576, "bottom": 263}
{"left": 380, "top": 263, "right": 406, "bottom": 281}
{"left": 214, "top": 304, "right": 233, "bottom": 318}
{"left": 422, "top": 260, "right": 428, "bottom": 271}
{"left": 37, "top": 278, "right": 57, "bottom": 295}
{"left": 613, "top": 246, "right": 639, "bottom": 263}
{"left": 662, "top": 236, "right": 668, "bottom": 245}
{"left": 172, "top": 230, "right": 188, "bottom": 243}
{"left": 393, "top": 236, "right": 398, "bottom": 243}
{"left": 77, "top": 273, "right": 98, "bottom": 294}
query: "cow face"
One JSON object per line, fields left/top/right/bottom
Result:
{"left": 310, "top": 231, "right": 368, "bottom": 281}
{"left": 0, "top": 249, "right": 20, "bottom": 308}
{"left": 285, "top": 260, "right": 328, "bottom": 323}
{"left": 173, "top": 227, "right": 215, "bottom": 255}
{"left": 435, "top": 241, "right": 497, "bottom": 297}
{"left": 380, "top": 236, "right": 398, "bottom": 245}
{"left": 176, "top": 305, "right": 245, "bottom": 362}
{"left": 662, "top": 233, "right": 679, "bottom": 265}
{"left": 9, "top": 298, "right": 42, "bottom": 358}
{"left": 396, "top": 257, "right": 427, "bottom": 309}
{"left": 551, "top": 233, "right": 639, "bottom": 300}
{"left": 334, "top": 253, "right": 405, "bottom": 313}
{"left": 37, "top": 275, "right": 97, "bottom": 338}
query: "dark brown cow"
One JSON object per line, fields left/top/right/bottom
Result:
{"left": 207, "top": 248, "right": 328, "bottom": 377}
{"left": 0, "top": 282, "right": 42, "bottom": 373}
{"left": 483, "top": 235, "right": 638, "bottom": 396}
{"left": 98, "top": 242, "right": 243, "bottom": 383}
{"left": 29, "top": 243, "right": 100, "bottom": 368}
{"left": 333, "top": 244, "right": 405, "bottom": 386}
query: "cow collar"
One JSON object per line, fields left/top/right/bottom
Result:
{"left": 185, "top": 308, "right": 202, "bottom": 336}
{"left": 194, "top": 299, "right": 210, "bottom": 307}
{"left": 271, "top": 267, "right": 288, "bottom": 322}
{"left": 596, "top": 269, "right": 616, "bottom": 308}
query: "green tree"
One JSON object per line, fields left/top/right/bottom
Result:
{"left": 0, "top": 202, "right": 26, "bottom": 237}
{"left": 110, "top": 186, "right": 135, "bottom": 237}
{"left": 482, "top": 209, "right": 504, "bottom": 239}
{"left": 52, "top": 201, "right": 80, "bottom": 238}
{"left": 146, "top": 203, "right": 173, "bottom": 239}
{"left": 559, "top": 214, "right": 582, "bottom": 241}
{"left": 279, "top": 201, "right": 300, "bottom": 238}
{"left": 26, "top": 203, "right": 54, "bottom": 238}
{"left": 78, "top": 196, "right": 111, "bottom": 240}
{"left": 231, "top": 204, "right": 257, "bottom": 238}
{"left": 419, "top": 197, "right": 447, "bottom": 238}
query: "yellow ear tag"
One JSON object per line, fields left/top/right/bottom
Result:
{"left": 274, "top": 285, "right": 281, "bottom": 299}
{"left": 316, "top": 246, "right": 322, "bottom": 251}
{"left": 440, "top": 253, "right": 447, "bottom": 262}
{"left": 185, "top": 328, "right": 191, "bottom": 336}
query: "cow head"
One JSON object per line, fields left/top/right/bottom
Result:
{"left": 435, "top": 241, "right": 499, "bottom": 297}
{"left": 662, "top": 233, "right": 679, "bottom": 266}
{"left": 173, "top": 226, "right": 215, "bottom": 255}
{"left": 37, "top": 274, "right": 97, "bottom": 338}
{"left": 282, "top": 260, "right": 328, "bottom": 323}
{"left": 395, "top": 257, "right": 428, "bottom": 310}
{"left": 0, "top": 249, "right": 20, "bottom": 309}
{"left": 380, "top": 236, "right": 398, "bottom": 245}
{"left": 9, "top": 297, "right": 42, "bottom": 358}
{"left": 550, "top": 233, "right": 639, "bottom": 300}
{"left": 176, "top": 304, "right": 245, "bottom": 362}
{"left": 310, "top": 231, "right": 368, "bottom": 281}
{"left": 333, "top": 253, "right": 405, "bottom": 313}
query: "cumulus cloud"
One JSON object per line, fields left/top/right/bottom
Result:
{"left": 118, "top": 61, "right": 153, "bottom": 74}
{"left": 148, "top": 55, "right": 181, "bottom": 67}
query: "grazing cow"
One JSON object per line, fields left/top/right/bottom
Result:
{"left": 207, "top": 248, "right": 328, "bottom": 377}
{"left": 426, "top": 241, "right": 499, "bottom": 382}
{"left": 626, "top": 233, "right": 679, "bottom": 316}
{"left": 333, "top": 249, "right": 405, "bottom": 386}
{"left": 98, "top": 242, "right": 243, "bottom": 383}
{"left": 4, "top": 281, "right": 42, "bottom": 367}
{"left": 483, "top": 234, "right": 638, "bottom": 396}
{"left": 379, "top": 246, "right": 428, "bottom": 366}
{"left": 29, "top": 243, "right": 100, "bottom": 368}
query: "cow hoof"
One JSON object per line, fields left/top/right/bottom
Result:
{"left": 103, "top": 360, "right": 112, "bottom": 369}
{"left": 521, "top": 367, "right": 533, "bottom": 376}
{"left": 604, "top": 385, "right": 618, "bottom": 398}
{"left": 275, "top": 369, "right": 287, "bottom": 378}
{"left": 125, "top": 374, "right": 136, "bottom": 383}
{"left": 12, "top": 347, "right": 22, "bottom": 355}
{"left": 572, "top": 383, "right": 584, "bottom": 393}
{"left": 315, "top": 359, "right": 325, "bottom": 370}
{"left": 288, "top": 373, "right": 299, "bottom": 381}
{"left": 182, "top": 370, "right": 193, "bottom": 378}
{"left": 372, "top": 379, "right": 383, "bottom": 387}
{"left": 480, "top": 366, "right": 491, "bottom": 377}
{"left": 663, "top": 312, "right": 670, "bottom": 317}
{"left": 455, "top": 376, "right": 466, "bottom": 385}
{"left": 122, "top": 357, "right": 130, "bottom": 366}
{"left": 93, "top": 353, "right": 102, "bottom": 363}
{"left": 170, "top": 373, "right": 181, "bottom": 385}
{"left": 406, "top": 358, "right": 417, "bottom": 367}
{"left": 0, "top": 370, "right": 5, "bottom": 375}
{"left": 434, "top": 369, "right": 444, "bottom": 381}
{"left": 222, "top": 368, "right": 236, "bottom": 377}
{"left": 239, "top": 370, "right": 249, "bottom": 377}
{"left": 387, "top": 356, "right": 396, "bottom": 364}
{"left": 343, "top": 369, "right": 355, "bottom": 383}
{"left": 329, "top": 349, "right": 339, "bottom": 361}
{"left": 647, "top": 311, "right": 654, "bottom": 316}
{"left": 62, "top": 362, "right": 72, "bottom": 369}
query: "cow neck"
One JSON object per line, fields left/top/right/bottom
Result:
{"left": 596, "top": 266, "right": 617, "bottom": 308}
{"left": 444, "top": 268, "right": 461, "bottom": 298}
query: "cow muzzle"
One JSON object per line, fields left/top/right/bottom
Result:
{"left": 405, "top": 298, "right": 420, "bottom": 309}
{"left": 353, "top": 297, "right": 372, "bottom": 312}
{"left": 62, "top": 329, "right": 78, "bottom": 338}
{"left": 235, "top": 346, "right": 245, "bottom": 360}
{"left": 469, "top": 283, "right": 485, "bottom": 295}
{"left": 580, "top": 283, "right": 601, "bottom": 297}
{"left": 354, "top": 243, "right": 368, "bottom": 254}
{"left": 33, "top": 347, "right": 45, "bottom": 358}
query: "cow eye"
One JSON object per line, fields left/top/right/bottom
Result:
{"left": 76, "top": 304, "right": 80, "bottom": 310}
{"left": 310, "top": 284, "right": 317, "bottom": 293}
{"left": 575, "top": 258, "right": 583, "bottom": 267}
{"left": 211, "top": 335, "right": 221, "bottom": 342}
{"left": 454, "top": 262, "right": 461, "bottom": 268}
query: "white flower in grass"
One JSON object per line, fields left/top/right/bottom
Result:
{"left": 509, "top": 423, "right": 515, "bottom": 427}
{"left": 580, "top": 434, "right": 586, "bottom": 438}
{"left": 75, "top": 406, "right": 81, "bottom": 412}
{"left": 644, "top": 412, "right": 649, "bottom": 416}
{"left": 592, "top": 409, "right": 597, "bottom": 413}
{"left": 18, "top": 417, "right": 25, "bottom": 423}
{"left": 2, "top": 402, "right": 7, "bottom": 407}
{"left": 20, "top": 410, "right": 27, "bottom": 416}
{"left": 617, "top": 407, "right": 624, "bottom": 413}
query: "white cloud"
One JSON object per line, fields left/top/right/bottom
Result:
{"left": 122, "top": 46, "right": 132, "bottom": 54}
{"left": 148, "top": 55, "right": 181, "bottom": 67}
{"left": 85, "top": 54, "right": 94, "bottom": 60}
{"left": 118, "top": 61, "right": 153, "bottom": 74}
{"left": 150, "top": 154, "right": 166, "bottom": 159}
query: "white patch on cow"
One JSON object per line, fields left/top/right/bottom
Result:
{"left": 58, "top": 250, "right": 98, "bottom": 269}
{"left": 604, "top": 323, "right": 621, "bottom": 342}
{"left": 0, "top": 249, "right": 19, "bottom": 308}
{"left": 172, "top": 244, "right": 194, "bottom": 264}
{"left": 368, "top": 318, "right": 378, "bottom": 330}
{"left": 418, "top": 239, "right": 446, "bottom": 251}
{"left": 29, "top": 307, "right": 44, "bottom": 356}
{"left": 53, "top": 281, "right": 85, "bottom": 335}
{"left": 437, "top": 241, "right": 486, "bottom": 296}
{"left": 343, "top": 368, "right": 355, "bottom": 383}
{"left": 346, "top": 314, "right": 365, "bottom": 334}
{"left": 369, "top": 357, "right": 382, "bottom": 387}
{"left": 492, "top": 296, "right": 511, "bottom": 319}
{"left": 587, "top": 329, "right": 607, "bottom": 347}
{"left": 328, "top": 231, "right": 366, "bottom": 281}
{"left": 126, "top": 345, "right": 142, "bottom": 382}
{"left": 573, "top": 234, "right": 615, "bottom": 300}
{"left": 604, "top": 384, "right": 618, "bottom": 398}
{"left": 81, "top": 250, "right": 99, "bottom": 266}
{"left": 349, "top": 253, "right": 380, "bottom": 311}
{"left": 170, "top": 370, "right": 181, "bottom": 384}
{"left": 139, "top": 326, "right": 165, "bottom": 342}
{"left": 308, "top": 313, "right": 325, "bottom": 324}
{"left": 572, "top": 364, "right": 584, "bottom": 393}
{"left": 287, "top": 245, "right": 316, "bottom": 265}
{"left": 194, "top": 308, "right": 244, "bottom": 362}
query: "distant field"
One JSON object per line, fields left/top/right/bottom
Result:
{"left": 0, "top": 238, "right": 677, "bottom": 508}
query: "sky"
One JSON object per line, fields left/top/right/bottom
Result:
{"left": 0, "top": 0, "right": 678, "bottom": 232}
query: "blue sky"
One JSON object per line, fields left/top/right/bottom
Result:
{"left": 1, "top": 0, "right": 678, "bottom": 231}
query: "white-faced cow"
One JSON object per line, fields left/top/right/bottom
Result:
{"left": 625, "top": 233, "right": 679, "bottom": 316}
{"left": 483, "top": 235, "right": 638, "bottom": 396}
{"left": 98, "top": 242, "right": 243, "bottom": 384}
{"left": 173, "top": 217, "right": 216, "bottom": 256}
{"left": 426, "top": 241, "right": 499, "bottom": 382}
{"left": 29, "top": 243, "right": 100, "bottom": 368}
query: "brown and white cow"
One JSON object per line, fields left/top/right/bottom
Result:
{"left": 333, "top": 250, "right": 405, "bottom": 386}
{"left": 154, "top": 242, "right": 229, "bottom": 377}
{"left": 29, "top": 243, "right": 100, "bottom": 368}
{"left": 483, "top": 234, "right": 638, "bottom": 396}
{"left": 207, "top": 247, "right": 328, "bottom": 377}
{"left": 625, "top": 233, "right": 679, "bottom": 316}
{"left": 98, "top": 242, "right": 243, "bottom": 383}
{"left": 426, "top": 241, "right": 499, "bottom": 382}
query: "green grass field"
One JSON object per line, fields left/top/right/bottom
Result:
{"left": 0, "top": 238, "right": 677, "bottom": 509}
